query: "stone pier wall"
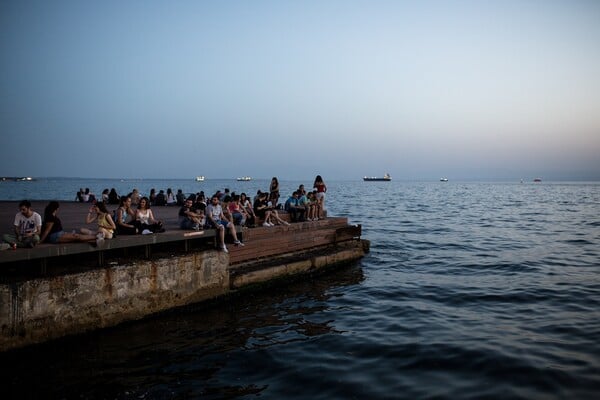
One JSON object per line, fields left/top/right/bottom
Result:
{"left": 0, "top": 239, "right": 368, "bottom": 351}
{"left": 0, "top": 250, "right": 229, "bottom": 351}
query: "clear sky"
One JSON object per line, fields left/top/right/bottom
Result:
{"left": 1, "top": 0, "right": 599, "bottom": 180}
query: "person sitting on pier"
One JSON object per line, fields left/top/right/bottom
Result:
{"left": 149, "top": 188, "right": 157, "bottom": 205}
{"left": 298, "top": 190, "right": 311, "bottom": 220}
{"left": 166, "top": 188, "right": 177, "bottom": 206}
{"left": 308, "top": 191, "right": 321, "bottom": 221}
{"left": 108, "top": 188, "right": 120, "bottom": 205}
{"left": 135, "top": 197, "right": 165, "bottom": 234}
{"left": 176, "top": 189, "right": 186, "bottom": 206}
{"left": 75, "top": 188, "right": 84, "bottom": 202}
{"left": 240, "top": 192, "right": 255, "bottom": 227}
{"left": 254, "top": 191, "right": 274, "bottom": 226}
{"left": 101, "top": 188, "right": 110, "bottom": 204}
{"left": 253, "top": 192, "right": 289, "bottom": 226}
{"left": 284, "top": 191, "right": 306, "bottom": 222}
{"left": 178, "top": 198, "right": 204, "bottom": 231}
{"left": 193, "top": 193, "right": 207, "bottom": 215}
{"left": 228, "top": 194, "right": 248, "bottom": 226}
{"left": 206, "top": 195, "right": 243, "bottom": 253}
{"left": 40, "top": 201, "right": 98, "bottom": 245}
{"left": 81, "top": 202, "right": 116, "bottom": 239}
{"left": 154, "top": 189, "right": 167, "bottom": 206}
{"left": 130, "top": 188, "right": 141, "bottom": 206}
{"left": 2, "top": 200, "right": 42, "bottom": 248}
{"left": 115, "top": 196, "right": 138, "bottom": 235}
{"left": 83, "top": 188, "right": 96, "bottom": 203}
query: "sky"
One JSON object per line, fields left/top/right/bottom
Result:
{"left": 1, "top": 0, "right": 599, "bottom": 181}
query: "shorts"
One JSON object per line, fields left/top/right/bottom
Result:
{"left": 47, "top": 231, "right": 65, "bottom": 244}
{"left": 211, "top": 219, "right": 230, "bottom": 229}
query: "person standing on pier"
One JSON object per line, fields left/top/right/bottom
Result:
{"left": 313, "top": 175, "right": 327, "bottom": 219}
{"left": 206, "top": 195, "right": 244, "bottom": 253}
{"left": 2, "top": 200, "right": 42, "bottom": 248}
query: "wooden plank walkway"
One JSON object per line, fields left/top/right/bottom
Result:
{"left": 0, "top": 201, "right": 356, "bottom": 270}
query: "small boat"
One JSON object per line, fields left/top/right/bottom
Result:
{"left": 236, "top": 176, "right": 252, "bottom": 181}
{"left": 440, "top": 178, "right": 448, "bottom": 182}
{"left": 363, "top": 173, "right": 391, "bottom": 181}
{"left": 533, "top": 178, "right": 542, "bottom": 182}
{"left": 1, "top": 176, "right": 35, "bottom": 182}
{"left": 195, "top": 176, "right": 205, "bottom": 182}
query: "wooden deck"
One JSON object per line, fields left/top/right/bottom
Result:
{"left": 0, "top": 201, "right": 360, "bottom": 278}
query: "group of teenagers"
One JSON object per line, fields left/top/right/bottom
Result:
{"left": 1, "top": 175, "right": 327, "bottom": 253}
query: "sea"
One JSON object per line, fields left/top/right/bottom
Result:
{"left": 1, "top": 178, "right": 599, "bottom": 399}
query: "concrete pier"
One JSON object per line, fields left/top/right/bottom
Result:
{"left": 0, "top": 201, "right": 368, "bottom": 351}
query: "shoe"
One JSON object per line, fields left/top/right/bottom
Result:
{"left": 142, "top": 229, "right": 152, "bottom": 235}
{"left": 283, "top": 221, "right": 290, "bottom": 226}
{"left": 263, "top": 222, "right": 270, "bottom": 227}
{"left": 221, "top": 245, "right": 229, "bottom": 253}
{"left": 234, "top": 240, "right": 244, "bottom": 247}
{"left": 96, "top": 232, "right": 105, "bottom": 240}
{"left": 192, "top": 224, "right": 200, "bottom": 231}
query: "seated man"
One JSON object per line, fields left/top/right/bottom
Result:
{"left": 206, "top": 195, "right": 243, "bottom": 253}
{"left": 2, "top": 200, "right": 42, "bottom": 248}
{"left": 284, "top": 191, "right": 306, "bottom": 222}
{"left": 178, "top": 198, "right": 204, "bottom": 230}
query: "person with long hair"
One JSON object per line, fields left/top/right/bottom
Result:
{"left": 313, "top": 175, "right": 327, "bottom": 219}
{"left": 135, "top": 197, "right": 165, "bottom": 234}
{"left": 269, "top": 177, "right": 280, "bottom": 208}
{"left": 81, "top": 202, "right": 117, "bottom": 239}
{"left": 115, "top": 196, "right": 138, "bottom": 235}
{"left": 40, "top": 201, "right": 98, "bottom": 245}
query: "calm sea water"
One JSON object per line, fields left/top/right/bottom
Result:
{"left": 1, "top": 178, "right": 599, "bottom": 399}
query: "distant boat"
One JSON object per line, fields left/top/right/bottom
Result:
{"left": 533, "top": 178, "right": 542, "bottom": 182}
{"left": 195, "top": 176, "right": 205, "bottom": 182}
{"left": 363, "top": 173, "right": 391, "bottom": 181}
{"left": 236, "top": 176, "right": 252, "bottom": 181}
{"left": 440, "top": 178, "right": 448, "bottom": 182}
{"left": 1, "top": 176, "right": 34, "bottom": 182}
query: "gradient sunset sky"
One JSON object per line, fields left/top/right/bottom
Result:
{"left": 1, "top": 0, "right": 599, "bottom": 180}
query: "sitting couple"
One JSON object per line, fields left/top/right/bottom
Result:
{"left": 115, "top": 196, "right": 165, "bottom": 235}
{"left": 179, "top": 196, "right": 243, "bottom": 253}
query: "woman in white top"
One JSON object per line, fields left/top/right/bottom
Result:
{"left": 166, "top": 188, "right": 177, "bottom": 206}
{"left": 135, "top": 197, "right": 164, "bottom": 234}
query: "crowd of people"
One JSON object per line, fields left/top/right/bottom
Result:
{"left": 1, "top": 176, "right": 327, "bottom": 252}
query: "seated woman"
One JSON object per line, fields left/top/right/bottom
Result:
{"left": 108, "top": 188, "right": 120, "bottom": 205}
{"left": 40, "top": 201, "right": 98, "bottom": 245}
{"left": 254, "top": 192, "right": 274, "bottom": 227}
{"left": 240, "top": 192, "right": 255, "bottom": 227}
{"left": 81, "top": 202, "right": 116, "bottom": 239}
{"left": 135, "top": 197, "right": 165, "bottom": 234}
{"left": 228, "top": 194, "right": 247, "bottom": 226}
{"left": 115, "top": 196, "right": 138, "bottom": 235}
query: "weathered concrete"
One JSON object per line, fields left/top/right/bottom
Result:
{"left": 0, "top": 250, "right": 230, "bottom": 351}
{"left": 0, "top": 238, "right": 368, "bottom": 351}
{"left": 0, "top": 200, "right": 368, "bottom": 351}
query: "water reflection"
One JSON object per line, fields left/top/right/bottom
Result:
{"left": 2, "top": 263, "right": 365, "bottom": 399}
